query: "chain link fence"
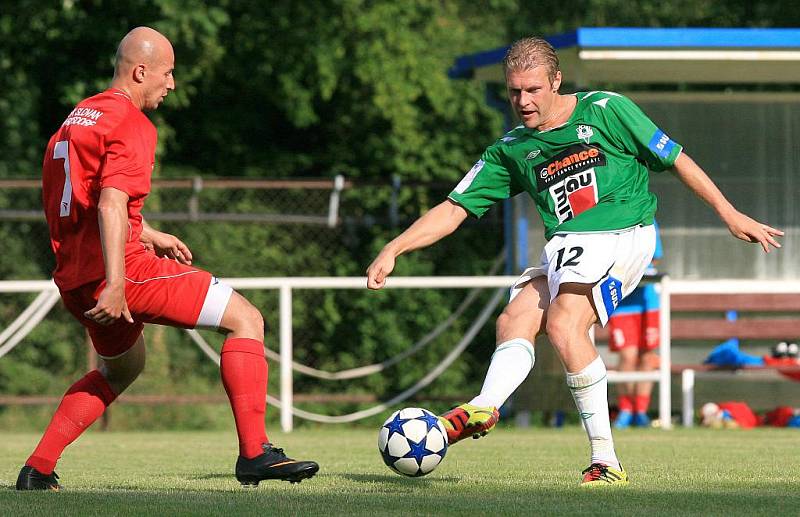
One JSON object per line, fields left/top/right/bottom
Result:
{"left": 0, "top": 177, "right": 506, "bottom": 278}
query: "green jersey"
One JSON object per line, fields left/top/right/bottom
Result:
{"left": 448, "top": 91, "right": 683, "bottom": 240}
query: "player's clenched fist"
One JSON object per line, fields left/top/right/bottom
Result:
{"left": 366, "top": 251, "right": 396, "bottom": 290}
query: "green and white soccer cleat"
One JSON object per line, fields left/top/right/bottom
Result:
{"left": 580, "top": 462, "right": 629, "bottom": 487}
{"left": 438, "top": 403, "right": 500, "bottom": 445}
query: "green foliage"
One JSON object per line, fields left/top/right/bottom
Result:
{"left": 1, "top": 0, "right": 795, "bottom": 429}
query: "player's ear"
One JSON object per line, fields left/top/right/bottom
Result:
{"left": 133, "top": 63, "right": 146, "bottom": 83}
{"left": 551, "top": 70, "right": 562, "bottom": 92}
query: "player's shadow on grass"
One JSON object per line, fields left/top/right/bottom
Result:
{"left": 341, "top": 473, "right": 461, "bottom": 485}
{"left": 190, "top": 472, "right": 336, "bottom": 481}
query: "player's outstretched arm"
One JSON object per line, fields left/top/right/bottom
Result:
{"left": 366, "top": 200, "right": 468, "bottom": 290}
{"left": 671, "top": 153, "right": 783, "bottom": 253}
{"left": 141, "top": 218, "right": 193, "bottom": 265}
{"left": 86, "top": 187, "right": 134, "bottom": 325}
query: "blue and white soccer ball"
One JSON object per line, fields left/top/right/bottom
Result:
{"left": 378, "top": 407, "right": 448, "bottom": 477}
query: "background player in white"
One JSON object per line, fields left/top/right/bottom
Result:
{"left": 366, "top": 36, "right": 782, "bottom": 486}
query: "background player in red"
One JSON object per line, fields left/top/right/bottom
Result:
{"left": 609, "top": 222, "right": 663, "bottom": 429}
{"left": 17, "top": 26, "right": 318, "bottom": 490}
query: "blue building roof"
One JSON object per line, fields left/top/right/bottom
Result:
{"left": 450, "top": 27, "right": 800, "bottom": 84}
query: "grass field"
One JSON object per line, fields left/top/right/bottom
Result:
{"left": 1, "top": 426, "right": 798, "bottom": 516}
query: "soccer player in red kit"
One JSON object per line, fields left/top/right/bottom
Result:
{"left": 17, "top": 26, "right": 318, "bottom": 490}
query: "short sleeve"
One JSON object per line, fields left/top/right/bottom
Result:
{"left": 603, "top": 95, "right": 683, "bottom": 172}
{"left": 448, "top": 146, "right": 520, "bottom": 218}
{"left": 100, "top": 118, "right": 151, "bottom": 198}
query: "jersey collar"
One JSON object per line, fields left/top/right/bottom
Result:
{"left": 109, "top": 88, "right": 133, "bottom": 102}
{"left": 535, "top": 93, "right": 579, "bottom": 134}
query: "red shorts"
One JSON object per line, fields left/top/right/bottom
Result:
{"left": 608, "top": 310, "right": 660, "bottom": 352}
{"left": 61, "top": 249, "right": 214, "bottom": 358}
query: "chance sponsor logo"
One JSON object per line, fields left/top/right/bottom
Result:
{"left": 535, "top": 143, "right": 607, "bottom": 189}
{"left": 537, "top": 144, "right": 605, "bottom": 223}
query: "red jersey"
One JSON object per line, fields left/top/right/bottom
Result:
{"left": 42, "top": 88, "right": 157, "bottom": 291}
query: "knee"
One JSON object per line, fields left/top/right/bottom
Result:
{"left": 496, "top": 307, "right": 543, "bottom": 344}
{"left": 545, "top": 316, "right": 572, "bottom": 349}
{"left": 639, "top": 350, "right": 657, "bottom": 368}
{"left": 235, "top": 300, "right": 265, "bottom": 337}
{"left": 247, "top": 303, "right": 265, "bottom": 332}
{"left": 101, "top": 357, "right": 144, "bottom": 392}
{"left": 238, "top": 302, "right": 264, "bottom": 336}
{"left": 618, "top": 352, "right": 637, "bottom": 368}
{"left": 495, "top": 312, "right": 513, "bottom": 339}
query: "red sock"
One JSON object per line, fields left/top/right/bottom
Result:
{"left": 634, "top": 394, "right": 651, "bottom": 413}
{"left": 26, "top": 370, "right": 117, "bottom": 475}
{"left": 220, "top": 338, "right": 269, "bottom": 459}
{"left": 618, "top": 394, "right": 634, "bottom": 413}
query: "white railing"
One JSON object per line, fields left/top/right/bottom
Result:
{"left": 8, "top": 277, "right": 799, "bottom": 430}
{"left": 227, "top": 276, "right": 518, "bottom": 431}
{"left": 0, "top": 276, "right": 677, "bottom": 431}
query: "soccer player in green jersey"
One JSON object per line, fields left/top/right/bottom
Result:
{"left": 366, "top": 36, "right": 783, "bottom": 486}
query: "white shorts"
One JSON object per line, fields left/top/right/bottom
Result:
{"left": 196, "top": 276, "right": 234, "bottom": 328}
{"left": 509, "top": 224, "right": 656, "bottom": 326}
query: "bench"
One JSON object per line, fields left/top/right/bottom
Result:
{"left": 597, "top": 288, "right": 800, "bottom": 426}
{"left": 596, "top": 293, "right": 800, "bottom": 342}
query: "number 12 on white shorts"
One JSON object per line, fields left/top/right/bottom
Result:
{"left": 509, "top": 225, "right": 656, "bottom": 326}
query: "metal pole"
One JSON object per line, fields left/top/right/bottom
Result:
{"left": 682, "top": 369, "right": 695, "bottom": 427}
{"left": 658, "top": 275, "right": 672, "bottom": 429}
{"left": 389, "top": 175, "right": 401, "bottom": 228}
{"left": 279, "top": 285, "right": 293, "bottom": 432}
{"left": 189, "top": 176, "right": 203, "bottom": 222}
{"left": 327, "top": 175, "right": 344, "bottom": 228}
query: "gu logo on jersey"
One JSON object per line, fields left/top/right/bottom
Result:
{"left": 576, "top": 125, "right": 593, "bottom": 143}
{"left": 550, "top": 170, "right": 599, "bottom": 223}
{"left": 534, "top": 143, "right": 606, "bottom": 224}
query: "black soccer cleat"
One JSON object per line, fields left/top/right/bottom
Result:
{"left": 235, "top": 443, "right": 319, "bottom": 487}
{"left": 16, "top": 465, "right": 61, "bottom": 491}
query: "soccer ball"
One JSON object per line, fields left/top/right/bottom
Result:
{"left": 378, "top": 407, "right": 448, "bottom": 477}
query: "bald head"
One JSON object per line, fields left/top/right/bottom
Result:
{"left": 114, "top": 27, "right": 171, "bottom": 76}
{"left": 111, "top": 27, "right": 175, "bottom": 111}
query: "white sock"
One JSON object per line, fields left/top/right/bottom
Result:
{"left": 565, "top": 356, "right": 620, "bottom": 469}
{"left": 469, "top": 338, "right": 535, "bottom": 408}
